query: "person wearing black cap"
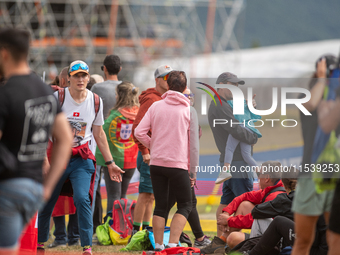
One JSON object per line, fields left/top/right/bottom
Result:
{"left": 207, "top": 72, "right": 258, "bottom": 237}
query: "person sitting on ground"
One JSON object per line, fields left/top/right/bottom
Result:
{"left": 242, "top": 215, "right": 328, "bottom": 255}
{"left": 226, "top": 166, "right": 298, "bottom": 250}
{"left": 201, "top": 161, "right": 285, "bottom": 254}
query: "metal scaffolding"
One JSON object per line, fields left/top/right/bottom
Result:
{"left": 0, "top": 0, "right": 245, "bottom": 80}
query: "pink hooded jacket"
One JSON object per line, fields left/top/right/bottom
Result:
{"left": 134, "top": 90, "right": 192, "bottom": 170}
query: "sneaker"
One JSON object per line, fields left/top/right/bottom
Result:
{"left": 194, "top": 235, "right": 212, "bottom": 248}
{"left": 164, "top": 244, "right": 180, "bottom": 249}
{"left": 47, "top": 241, "right": 67, "bottom": 248}
{"left": 68, "top": 240, "right": 80, "bottom": 246}
{"left": 180, "top": 232, "right": 192, "bottom": 247}
{"left": 37, "top": 242, "right": 45, "bottom": 250}
{"left": 82, "top": 246, "right": 92, "bottom": 255}
{"left": 215, "top": 171, "right": 232, "bottom": 184}
{"left": 200, "top": 236, "right": 226, "bottom": 254}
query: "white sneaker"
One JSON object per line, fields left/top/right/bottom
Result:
{"left": 215, "top": 171, "right": 232, "bottom": 184}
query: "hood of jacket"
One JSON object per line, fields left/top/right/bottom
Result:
{"left": 139, "top": 88, "right": 162, "bottom": 105}
{"left": 118, "top": 105, "right": 139, "bottom": 120}
{"left": 161, "top": 90, "right": 190, "bottom": 106}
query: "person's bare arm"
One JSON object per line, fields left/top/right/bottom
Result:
{"left": 44, "top": 113, "right": 72, "bottom": 201}
{"left": 318, "top": 98, "right": 340, "bottom": 133}
{"left": 303, "top": 59, "right": 327, "bottom": 112}
{"left": 92, "top": 124, "right": 124, "bottom": 182}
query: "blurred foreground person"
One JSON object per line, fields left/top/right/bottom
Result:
{"left": 0, "top": 28, "right": 73, "bottom": 254}
{"left": 292, "top": 56, "right": 338, "bottom": 255}
{"left": 318, "top": 82, "right": 340, "bottom": 255}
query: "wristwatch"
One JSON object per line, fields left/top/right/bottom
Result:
{"left": 105, "top": 159, "right": 115, "bottom": 165}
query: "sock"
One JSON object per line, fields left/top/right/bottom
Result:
{"left": 142, "top": 221, "right": 150, "bottom": 229}
{"left": 219, "top": 235, "right": 227, "bottom": 243}
{"left": 167, "top": 243, "right": 178, "bottom": 248}
{"left": 133, "top": 222, "right": 141, "bottom": 232}
{"left": 155, "top": 243, "right": 164, "bottom": 250}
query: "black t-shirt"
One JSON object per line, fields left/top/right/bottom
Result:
{"left": 0, "top": 73, "right": 61, "bottom": 183}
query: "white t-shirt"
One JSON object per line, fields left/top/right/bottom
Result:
{"left": 54, "top": 88, "right": 104, "bottom": 147}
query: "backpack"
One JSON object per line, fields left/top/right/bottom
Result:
{"left": 120, "top": 229, "right": 153, "bottom": 252}
{"left": 111, "top": 198, "right": 136, "bottom": 239}
{"left": 96, "top": 216, "right": 112, "bottom": 245}
{"left": 51, "top": 86, "right": 100, "bottom": 118}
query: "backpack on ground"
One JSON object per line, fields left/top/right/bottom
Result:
{"left": 110, "top": 198, "right": 136, "bottom": 239}
{"left": 96, "top": 216, "right": 112, "bottom": 245}
{"left": 120, "top": 229, "right": 153, "bottom": 252}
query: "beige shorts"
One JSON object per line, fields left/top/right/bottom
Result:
{"left": 292, "top": 178, "right": 334, "bottom": 216}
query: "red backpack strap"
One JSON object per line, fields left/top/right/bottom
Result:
{"left": 124, "top": 199, "right": 136, "bottom": 229}
{"left": 58, "top": 88, "right": 66, "bottom": 107}
{"left": 112, "top": 199, "right": 127, "bottom": 237}
{"left": 93, "top": 92, "right": 100, "bottom": 118}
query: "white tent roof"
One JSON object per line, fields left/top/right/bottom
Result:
{"left": 133, "top": 39, "right": 340, "bottom": 89}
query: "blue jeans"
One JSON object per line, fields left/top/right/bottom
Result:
{"left": 220, "top": 160, "right": 254, "bottom": 205}
{"left": 0, "top": 178, "right": 43, "bottom": 248}
{"left": 91, "top": 165, "right": 102, "bottom": 214}
{"left": 38, "top": 158, "right": 95, "bottom": 247}
{"left": 53, "top": 213, "right": 79, "bottom": 245}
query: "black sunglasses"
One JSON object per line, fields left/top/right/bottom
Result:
{"left": 101, "top": 65, "right": 104, "bottom": 71}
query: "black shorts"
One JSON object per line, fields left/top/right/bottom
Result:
{"left": 329, "top": 180, "right": 340, "bottom": 234}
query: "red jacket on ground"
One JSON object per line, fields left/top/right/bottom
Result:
{"left": 132, "top": 88, "right": 162, "bottom": 155}
{"left": 222, "top": 180, "right": 285, "bottom": 229}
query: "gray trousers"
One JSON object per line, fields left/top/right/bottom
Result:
{"left": 250, "top": 218, "right": 273, "bottom": 238}
{"left": 103, "top": 166, "right": 135, "bottom": 213}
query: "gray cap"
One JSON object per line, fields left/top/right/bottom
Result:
{"left": 216, "top": 72, "right": 245, "bottom": 85}
{"left": 154, "top": 65, "right": 173, "bottom": 78}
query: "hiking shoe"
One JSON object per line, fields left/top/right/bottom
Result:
{"left": 82, "top": 246, "right": 92, "bottom": 255}
{"left": 200, "top": 236, "right": 226, "bottom": 254}
{"left": 215, "top": 171, "right": 232, "bottom": 184}
{"left": 194, "top": 235, "right": 212, "bottom": 248}
{"left": 47, "top": 241, "right": 67, "bottom": 248}
{"left": 180, "top": 232, "right": 192, "bottom": 247}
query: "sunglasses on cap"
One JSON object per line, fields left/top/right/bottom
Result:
{"left": 184, "top": 93, "right": 194, "bottom": 98}
{"left": 70, "top": 63, "right": 89, "bottom": 73}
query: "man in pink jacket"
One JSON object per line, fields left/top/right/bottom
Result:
{"left": 135, "top": 71, "right": 198, "bottom": 251}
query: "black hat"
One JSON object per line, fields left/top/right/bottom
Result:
{"left": 216, "top": 72, "right": 245, "bottom": 85}
{"left": 315, "top": 54, "right": 337, "bottom": 71}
